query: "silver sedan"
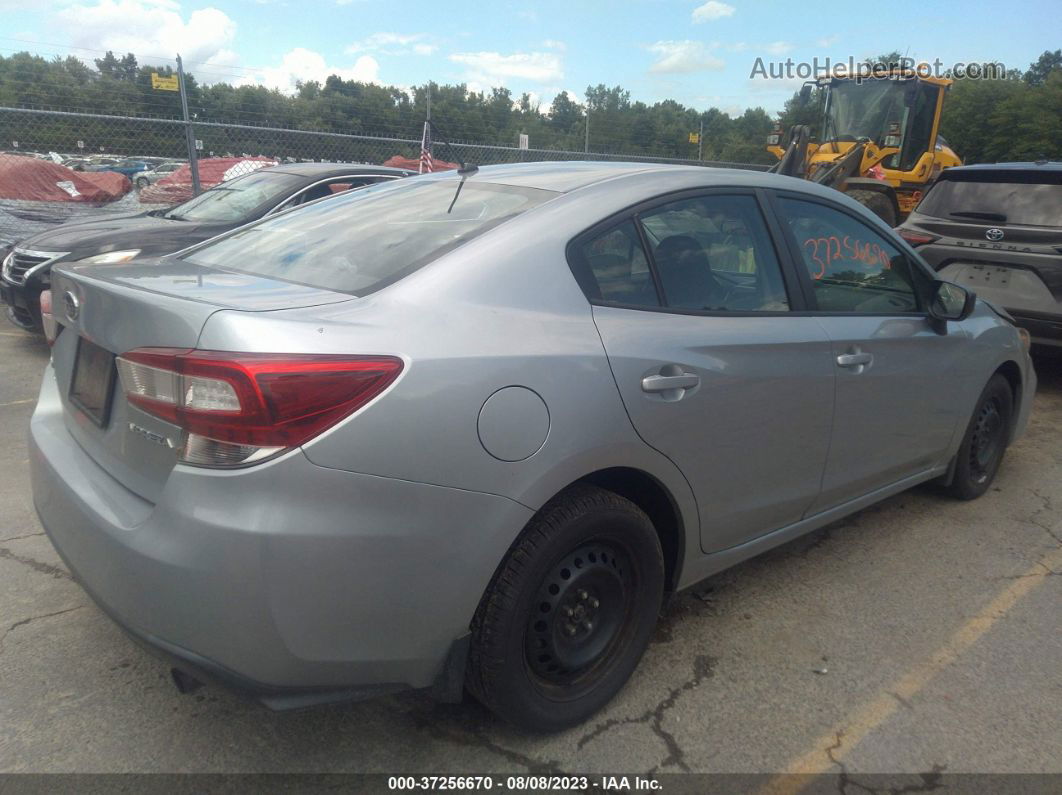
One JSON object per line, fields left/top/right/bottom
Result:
{"left": 30, "top": 162, "right": 1035, "bottom": 731}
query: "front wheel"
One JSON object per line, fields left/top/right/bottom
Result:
{"left": 945, "top": 374, "right": 1014, "bottom": 500}
{"left": 466, "top": 485, "right": 664, "bottom": 732}
{"left": 135, "top": 177, "right": 149, "bottom": 189}
{"left": 846, "top": 189, "right": 897, "bottom": 226}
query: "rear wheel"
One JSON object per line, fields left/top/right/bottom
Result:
{"left": 945, "top": 374, "right": 1013, "bottom": 500}
{"left": 466, "top": 485, "right": 664, "bottom": 732}
{"left": 135, "top": 177, "right": 149, "bottom": 189}
{"left": 846, "top": 189, "right": 897, "bottom": 226}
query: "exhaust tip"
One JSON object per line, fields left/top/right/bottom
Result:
{"left": 170, "top": 667, "right": 204, "bottom": 695}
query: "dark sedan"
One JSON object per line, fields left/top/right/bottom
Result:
{"left": 1, "top": 163, "right": 413, "bottom": 332}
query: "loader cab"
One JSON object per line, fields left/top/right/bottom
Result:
{"left": 768, "top": 70, "right": 962, "bottom": 220}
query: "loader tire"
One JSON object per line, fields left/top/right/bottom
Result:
{"left": 846, "top": 189, "right": 897, "bottom": 226}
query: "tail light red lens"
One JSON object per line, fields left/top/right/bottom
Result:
{"left": 116, "top": 348, "right": 403, "bottom": 466}
{"left": 898, "top": 229, "right": 939, "bottom": 247}
{"left": 39, "top": 289, "right": 59, "bottom": 345}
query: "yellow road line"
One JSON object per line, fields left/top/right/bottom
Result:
{"left": 763, "top": 542, "right": 1062, "bottom": 794}
{"left": 0, "top": 398, "right": 35, "bottom": 408}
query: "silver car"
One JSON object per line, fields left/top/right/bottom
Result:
{"left": 30, "top": 162, "right": 1035, "bottom": 731}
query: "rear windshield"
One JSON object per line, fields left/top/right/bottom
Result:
{"left": 165, "top": 170, "right": 303, "bottom": 223}
{"left": 917, "top": 175, "right": 1062, "bottom": 228}
{"left": 183, "top": 179, "right": 557, "bottom": 295}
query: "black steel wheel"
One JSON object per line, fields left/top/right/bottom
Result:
{"left": 467, "top": 485, "right": 664, "bottom": 731}
{"left": 945, "top": 374, "right": 1014, "bottom": 500}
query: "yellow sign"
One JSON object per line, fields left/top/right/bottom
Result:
{"left": 151, "top": 72, "right": 179, "bottom": 92}
{"left": 688, "top": 132, "right": 700, "bottom": 144}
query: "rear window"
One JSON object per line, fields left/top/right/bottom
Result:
{"left": 917, "top": 174, "right": 1062, "bottom": 228}
{"left": 183, "top": 179, "right": 556, "bottom": 295}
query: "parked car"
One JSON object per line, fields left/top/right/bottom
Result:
{"left": 134, "top": 160, "right": 183, "bottom": 189}
{"left": 30, "top": 162, "right": 1034, "bottom": 732}
{"left": 2, "top": 162, "right": 413, "bottom": 331}
{"left": 897, "top": 162, "right": 1062, "bottom": 347}
{"left": 84, "top": 158, "right": 152, "bottom": 179}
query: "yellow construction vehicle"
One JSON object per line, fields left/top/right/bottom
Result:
{"left": 767, "top": 69, "right": 962, "bottom": 225}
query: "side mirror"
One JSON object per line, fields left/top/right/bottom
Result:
{"left": 799, "top": 83, "right": 813, "bottom": 106}
{"left": 928, "top": 280, "right": 976, "bottom": 326}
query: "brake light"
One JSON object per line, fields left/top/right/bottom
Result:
{"left": 39, "top": 289, "right": 59, "bottom": 345}
{"left": 116, "top": 349, "right": 403, "bottom": 467}
{"left": 898, "top": 229, "right": 939, "bottom": 247}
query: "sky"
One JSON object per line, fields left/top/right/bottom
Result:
{"left": 2, "top": 0, "right": 1061, "bottom": 116}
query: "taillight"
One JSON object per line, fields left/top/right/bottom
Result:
{"left": 116, "top": 349, "right": 403, "bottom": 467}
{"left": 898, "top": 229, "right": 939, "bottom": 247}
{"left": 39, "top": 289, "right": 59, "bottom": 345}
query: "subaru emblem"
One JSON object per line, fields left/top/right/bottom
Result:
{"left": 985, "top": 228, "right": 1005, "bottom": 241}
{"left": 62, "top": 290, "right": 80, "bottom": 322}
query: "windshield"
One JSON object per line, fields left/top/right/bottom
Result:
{"left": 825, "top": 79, "right": 907, "bottom": 143}
{"left": 917, "top": 177, "right": 1062, "bottom": 228}
{"left": 183, "top": 178, "right": 557, "bottom": 295}
{"left": 165, "top": 170, "right": 303, "bottom": 223}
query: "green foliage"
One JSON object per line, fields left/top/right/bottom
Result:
{"left": 0, "top": 50, "right": 777, "bottom": 164}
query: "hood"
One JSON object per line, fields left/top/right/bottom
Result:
{"left": 17, "top": 212, "right": 227, "bottom": 261}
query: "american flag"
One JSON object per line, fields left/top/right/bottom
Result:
{"left": 419, "top": 121, "right": 433, "bottom": 174}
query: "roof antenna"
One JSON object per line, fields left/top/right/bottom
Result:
{"left": 428, "top": 120, "right": 478, "bottom": 176}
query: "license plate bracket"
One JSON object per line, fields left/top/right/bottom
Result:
{"left": 70, "top": 336, "right": 117, "bottom": 427}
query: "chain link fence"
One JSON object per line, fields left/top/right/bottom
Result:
{"left": 0, "top": 105, "right": 767, "bottom": 246}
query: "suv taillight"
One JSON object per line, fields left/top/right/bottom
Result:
{"left": 898, "top": 229, "right": 939, "bottom": 247}
{"left": 115, "top": 349, "right": 403, "bottom": 467}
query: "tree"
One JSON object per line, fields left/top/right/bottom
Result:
{"left": 1024, "top": 49, "right": 1062, "bottom": 86}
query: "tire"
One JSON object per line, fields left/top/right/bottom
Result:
{"left": 945, "top": 374, "right": 1014, "bottom": 500}
{"left": 846, "top": 189, "right": 897, "bottom": 226}
{"left": 466, "top": 484, "right": 665, "bottom": 732}
{"left": 136, "top": 177, "right": 149, "bottom": 189}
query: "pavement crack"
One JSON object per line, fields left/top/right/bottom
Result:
{"left": 409, "top": 706, "right": 565, "bottom": 775}
{"left": 576, "top": 654, "right": 716, "bottom": 773}
{"left": 0, "top": 546, "right": 71, "bottom": 579}
{"left": 825, "top": 730, "right": 947, "bottom": 794}
{"left": 0, "top": 605, "right": 85, "bottom": 655}
{"left": 0, "top": 531, "right": 45, "bottom": 543}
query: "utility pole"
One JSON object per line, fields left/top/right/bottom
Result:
{"left": 426, "top": 82, "right": 432, "bottom": 122}
{"left": 176, "top": 54, "right": 201, "bottom": 196}
{"left": 584, "top": 108, "right": 590, "bottom": 153}
{"left": 698, "top": 118, "right": 704, "bottom": 161}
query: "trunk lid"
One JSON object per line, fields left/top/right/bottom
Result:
{"left": 48, "top": 258, "right": 355, "bottom": 503}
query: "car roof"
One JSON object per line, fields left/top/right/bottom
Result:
{"left": 263, "top": 162, "right": 415, "bottom": 178}
{"left": 941, "top": 161, "right": 1062, "bottom": 174}
{"left": 421, "top": 160, "right": 797, "bottom": 194}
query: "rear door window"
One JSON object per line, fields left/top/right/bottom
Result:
{"left": 639, "top": 194, "right": 790, "bottom": 312}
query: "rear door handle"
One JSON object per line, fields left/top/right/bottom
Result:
{"left": 641, "top": 373, "right": 701, "bottom": 392}
{"left": 836, "top": 352, "right": 873, "bottom": 368}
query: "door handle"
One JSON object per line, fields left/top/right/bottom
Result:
{"left": 641, "top": 373, "right": 701, "bottom": 393}
{"left": 836, "top": 352, "right": 873, "bottom": 368}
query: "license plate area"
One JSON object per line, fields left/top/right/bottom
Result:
{"left": 70, "top": 336, "right": 117, "bottom": 427}
{"left": 957, "top": 263, "right": 1012, "bottom": 288}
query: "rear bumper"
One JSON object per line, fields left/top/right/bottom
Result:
{"left": 30, "top": 363, "right": 533, "bottom": 705}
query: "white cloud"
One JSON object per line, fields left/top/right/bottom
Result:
{"left": 346, "top": 32, "right": 436, "bottom": 56}
{"left": 692, "top": 1, "right": 735, "bottom": 23}
{"left": 449, "top": 51, "right": 563, "bottom": 86}
{"left": 816, "top": 35, "right": 840, "bottom": 48}
{"left": 646, "top": 41, "right": 725, "bottom": 74}
{"left": 259, "top": 48, "right": 379, "bottom": 93}
{"left": 52, "top": 0, "right": 236, "bottom": 67}
{"left": 542, "top": 39, "right": 567, "bottom": 51}
{"left": 764, "top": 41, "right": 794, "bottom": 55}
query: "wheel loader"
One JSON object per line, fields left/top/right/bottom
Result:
{"left": 766, "top": 69, "right": 962, "bottom": 225}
